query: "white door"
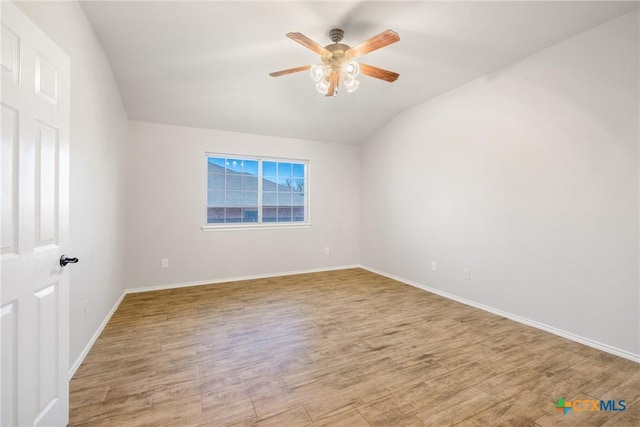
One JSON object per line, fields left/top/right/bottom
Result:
{"left": 1, "top": 2, "right": 71, "bottom": 426}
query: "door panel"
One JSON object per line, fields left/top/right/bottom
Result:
{"left": 1, "top": 301, "right": 18, "bottom": 426}
{"left": 1, "top": 2, "right": 70, "bottom": 426}
{"left": 34, "top": 283, "right": 59, "bottom": 423}
{"left": 1, "top": 104, "right": 18, "bottom": 256}
{"left": 35, "top": 121, "right": 59, "bottom": 247}
{"left": 1, "top": 23, "right": 21, "bottom": 85}
{"left": 35, "top": 54, "right": 60, "bottom": 105}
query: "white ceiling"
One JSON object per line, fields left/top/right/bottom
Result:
{"left": 80, "top": 1, "right": 638, "bottom": 145}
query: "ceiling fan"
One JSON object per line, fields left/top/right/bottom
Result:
{"left": 269, "top": 28, "right": 400, "bottom": 97}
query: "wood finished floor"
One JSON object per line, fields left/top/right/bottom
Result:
{"left": 70, "top": 268, "right": 639, "bottom": 426}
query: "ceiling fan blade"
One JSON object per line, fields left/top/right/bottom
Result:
{"left": 346, "top": 29, "right": 399, "bottom": 58}
{"left": 269, "top": 65, "right": 312, "bottom": 77}
{"left": 286, "top": 32, "right": 332, "bottom": 57}
{"left": 326, "top": 71, "right": 339, "bottom": 97}
{"left": 359, "top": 63, "right": 399, "bottom": 82}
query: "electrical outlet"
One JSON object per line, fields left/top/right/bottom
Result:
{"left": 323, "top": 247, "right": 330, "bottom": 255}
{"left": 464, "top": 269, "right": 471, "bottom": 280}
{"left": 431, "top": 261, "right": 437, "bottom": 272}
{"left": 161, "top": 259, "right": 169, "bottom": 268}
{"left": 84, "top": 300, "right": 89, "bottom": 318}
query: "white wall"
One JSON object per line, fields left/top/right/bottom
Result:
{"left": 15, "top": 1, "right": 128, "bottom": 370}
{"left": 360, "top": 11, "right": 639, "bottom": 358}
{"left": 125, "top": 121, "right": 359, "bottom": 288}
{"left": 15, "top": 2, "right": 637, "bottom": 368}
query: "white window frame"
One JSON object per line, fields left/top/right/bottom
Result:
{"left": 202, "top": 153, "right": 311, "bottom": 231}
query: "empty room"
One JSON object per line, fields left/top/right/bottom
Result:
{"left": 1, "top": 0, "right": 639, "bottom": 426}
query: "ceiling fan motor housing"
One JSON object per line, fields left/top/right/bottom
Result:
{"left": 322, "top": 43, "right": 352, "bottom": 73}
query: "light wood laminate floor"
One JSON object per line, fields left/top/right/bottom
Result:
{"left": 69, "top": 268, "right": 639, "bottom": 426}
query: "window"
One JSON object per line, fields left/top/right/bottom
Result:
{"left": 206, "top": 155, "right": 308, "bottom": 226}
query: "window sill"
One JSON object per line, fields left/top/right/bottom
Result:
{"left": 201, "top": 223, "right": 312, "bottom": 232}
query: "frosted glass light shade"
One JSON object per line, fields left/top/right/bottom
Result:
{"left": 344, "top": 77, "right": 360, "bottom": 93}
{"left": 310, "top": 65, "right": 326, "bottom": 82}
{"left": 345, "top": 61, "right": 360, "bottom": 78}
{"left": 316, "top": 78, "right": 329, "bottom": 94}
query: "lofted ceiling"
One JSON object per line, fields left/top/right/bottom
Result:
{"left": 79, "top": 1, "right": 639, "bottom": 145}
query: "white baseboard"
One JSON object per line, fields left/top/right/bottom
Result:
{"left": 68, "top": 291, "right": 126, "bottom": 380}
{"left": 127, "top": 264, "right": 361, "bottom": 293}
{"left": 68, "top": 264, "right": 361, "bottom": 378}
{"left": 360, "top": 265, "right": 640, "bottom": 364}
{"left": 69, "top": 263, "right": 637, "bottom": 380}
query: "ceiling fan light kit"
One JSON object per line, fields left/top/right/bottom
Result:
{"left": 310, "top": 60, "right": 360, "bottom": 94}
{"left": 270, "top": 28, "right": 400, "bottom": 98}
